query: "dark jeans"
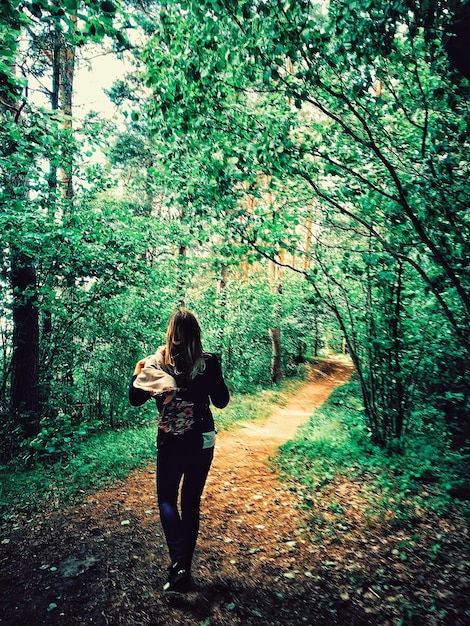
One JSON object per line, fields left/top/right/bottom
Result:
{"left": 156, "top": 437, "right": 214, "bottom": 568}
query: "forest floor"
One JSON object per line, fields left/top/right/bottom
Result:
{"left": 1, "top": 359, "right": 469, "bottom": 626}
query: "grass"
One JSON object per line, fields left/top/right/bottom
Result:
{"left": 0, "top": 426, "right": 157, "bottom": 524}
{"left": 274, "top": 377, "right": 470, "bottom": 530}
{"left": 2, "top": 370, "right": 468, "bottom": 534}
{"left": 0, "top": 375, "right": 305, "bottom": 528}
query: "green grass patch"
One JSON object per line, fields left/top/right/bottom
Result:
{"left": 274, "top": 376, "right": 470, "bottom": 531}
{"left": 0, "top": 425, "right": 157, "bottom": 526}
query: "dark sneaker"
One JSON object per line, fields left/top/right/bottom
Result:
{"left": 163, "top": 562, "right": 191, "bottom": 593}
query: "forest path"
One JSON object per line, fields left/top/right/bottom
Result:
{"left": 1, "top": 358, "right": 469, "bottom": 626}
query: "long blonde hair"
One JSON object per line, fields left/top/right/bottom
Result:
{"left": 163, "top": 308, "right": 205, "bottom": 378}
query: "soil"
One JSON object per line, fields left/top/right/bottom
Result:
{"left": 1, "top": 359, "right": 469, "bottom": 626}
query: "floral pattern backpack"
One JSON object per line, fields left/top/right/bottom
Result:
{"left": 158, "top": 394, "right": 195, "bottom": 435}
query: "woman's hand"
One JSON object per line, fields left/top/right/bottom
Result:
{"left": 133, "top": 357, "right": 149, "bottom": 376}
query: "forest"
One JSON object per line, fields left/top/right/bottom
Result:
{"left": 1, "top": 0, "right": 470, "bottom": 622}
{"left": 2, "top": 0, "right": 470, "bottom": 458}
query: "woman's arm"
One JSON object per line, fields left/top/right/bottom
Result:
{"left": 208, "top": 355, "right": 230, "bottom": 409}
{"left": 128, "top": 358, "right": 152, "bottom": 406}
{"left": 129, "top": 376, "right": 152, "bottom": 406}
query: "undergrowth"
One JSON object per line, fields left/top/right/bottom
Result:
{"left": 274, "top": 376, "right": 470, "bottom": 531}
{"left": 0, "top": 376, "right": 304, "bottom": 529}
{"left": 2, "top": 368, "right": 468, "bottom": 539}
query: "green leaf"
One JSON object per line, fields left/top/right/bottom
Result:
{"left": 100, "top": 1, "right": 116, "bottom": 13}
{"left": 63, "top": 0, "right": 78, "bottom": 11}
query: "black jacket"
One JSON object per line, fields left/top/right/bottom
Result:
{"left": 129, "top": 353, "right": 229, "bottom": 445}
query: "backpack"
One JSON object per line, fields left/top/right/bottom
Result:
{"left": 158, "top": 393, "right": 195, "bottom": 435}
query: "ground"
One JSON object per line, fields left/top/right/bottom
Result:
{"left": 1, "top": 360, "right": 469, "bottom": 625}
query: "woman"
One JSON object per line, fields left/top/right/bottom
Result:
{"left": 129, "top": 308, "right": 230, "bottom": 592}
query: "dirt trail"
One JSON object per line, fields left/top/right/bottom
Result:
{"left": 226, "top": 359, "right": 350, "bottom": 448}
{"left": 1, "top": 358, "right": 469, "bottom": 626}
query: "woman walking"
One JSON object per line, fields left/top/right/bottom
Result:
{"left": 129, "top": 308, "right": 230, "bottom": 592}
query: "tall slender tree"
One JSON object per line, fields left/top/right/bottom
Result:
{"left": 1, "top": 0, "right": 123, "bottom": 449}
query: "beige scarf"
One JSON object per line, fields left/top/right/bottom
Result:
{"left": 133, "top": 348, "right": 177, "bottom": 397}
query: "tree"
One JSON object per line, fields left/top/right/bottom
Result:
{"left": 0, "top": 0, "right": 125, "bottom": 453}
{"left": 136, "top": 0, "right": 470, "bottom": 445}
{"left": 1, "top": 39, "right": 44, "bottom": 436}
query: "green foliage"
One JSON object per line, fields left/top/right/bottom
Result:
{"left": 219, "top": 277, "right": 277, "bottom": 391}
{"left": 0, "top": 0, "right": 137, "bottom": 457}
{"left": 2, "top": 0, "right": 470, "bottom": 466}
{"left": 27, "top": 413, "right": 102, "bottom": 460}
{"left": 1, "top": 140, "right": 327, "bottom": 460}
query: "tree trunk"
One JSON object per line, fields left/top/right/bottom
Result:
{"left": 10, "top": 248, "right": 40, "bottom": 436}
{"left": 40, "top": 30, "right": 61, "bottom": 412}
{"left": 269, "top": 327, "right": 283, "bottom": 383}
{"left": 313, "top": 316, "right": 320, "bottom": 357}
{"left": 177, "top": 242, "right": 187, "bottom": 307}
{"left": 2, "top": 57, "right": 41, "bottom": 437}
{"left": 58, "top": 37, "right": 75, "bottom": 201}
{"left": 215, "top": 264, "right": 228, "bottom": 355}
{"left": 51, "top": 27, "right": 77, "bottom": 395}
{"left": 392, "top": 262, "right": 405, "bottom": 440}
